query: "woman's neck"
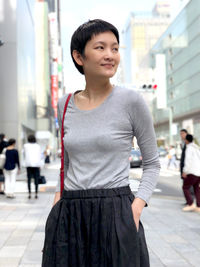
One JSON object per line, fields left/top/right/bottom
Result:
{"left": 83, "top": 77, "right": 113, "bottom": 100}
{"left": 7, "top": 145, "right": 15, "bottom": 150}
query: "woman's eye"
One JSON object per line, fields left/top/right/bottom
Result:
{"left": 113, "top": 47, "right": 119, "bottom": 52}
{"left": 96, "top": 46, "right": 104, "bottom": 50}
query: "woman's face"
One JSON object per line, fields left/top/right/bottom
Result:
{"left": 80, "top": 31, "right": 120, "bottom": 79}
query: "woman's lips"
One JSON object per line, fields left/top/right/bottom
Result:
{"left": 101, "top": 64, "right": 114, "bottom": 68}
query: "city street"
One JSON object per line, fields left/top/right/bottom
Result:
{"left": 130, "top": 157, "right": 183, "bottom": 199}
{"left": 0, "top": 159, "right": 200, "bottom": 267}
{"left": 1, "top": 0, "right": 200, "bottom": 266}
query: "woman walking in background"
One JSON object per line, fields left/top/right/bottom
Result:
{"left": 42, "top": 19, "right": 160, "bottom": 267}
{"left": 3, "top": 138, "right": 20, "bottom": 198}
{"left": 44, "top": 145, "right": 51, "bottom": 165}
{"left": 0, "top": 133, "right": 8, "bottom": 194}
{"left": 167, "top": 145, "right": 177, "bottom": 169}
{"left": 23, "top": 135, "right": 41, "bottom": 199}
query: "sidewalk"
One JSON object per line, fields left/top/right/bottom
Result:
{"left": 0, "top": 161, "right": 59, "bottom": 267}
{"left": 143, "top": 197, "right": 200, "bottom": 267}
{"left": 0, "top": 162, "right": 200, "bottom": 267}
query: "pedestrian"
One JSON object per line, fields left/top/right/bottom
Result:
{"left": 3, "top": 138, "right": 20, "bottom": 198}
{"left": 180, "top": 129, "right": 190, "bottom": 205}
{"left": 180, "top": 129, "right": 188, "bottom": 178}
{"left": 44, "top": 145, "right": 51, "bottom": 164}
{"left": 182, "top": 134, "right": 200, "bottom": 212}
{"left": 0, "top": 133, "right": 8, "bottom": 194}
{"left": 42, "top": 19, "right": 160, "bottom": 267}
{"left": 167, "top": 145, "right": 177, "bottom": 169}
{"left": 23, "top": 135, "right": 41, "bottom": 199}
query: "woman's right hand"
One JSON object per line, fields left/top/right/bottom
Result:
{"left": 53, "top": 192, "right": 61, "bottom": 206}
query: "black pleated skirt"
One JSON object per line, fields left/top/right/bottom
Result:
{"left": 42, "top": 186, "right": 150, "bottom": 267}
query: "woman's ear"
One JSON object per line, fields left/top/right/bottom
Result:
{"left": 72, "top": 50, "right": 84, "bottom": 66}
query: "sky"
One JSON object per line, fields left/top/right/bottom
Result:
{"left": 60, "top": 0, "right": 183, "bottom": 92}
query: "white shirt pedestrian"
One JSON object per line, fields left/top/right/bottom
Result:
{"left": 23, "top": 143, "right": 42, "bottom": 167}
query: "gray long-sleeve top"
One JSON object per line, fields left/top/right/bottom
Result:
{"left": 56, "top": 86, "right": 160, "bottom": 204}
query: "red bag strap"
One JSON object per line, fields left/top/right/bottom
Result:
{"left": 60, "top": 93, "right": 72, "bottom": 195}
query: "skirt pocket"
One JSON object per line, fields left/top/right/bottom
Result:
{"left": 127, "top": 194, "right": 150, "bottom": 267}
{"left": 127, "top": 193, "right": 139, "bottom": 233}
{"left": 111, "top": 194, "right": 140, "bottom": 267}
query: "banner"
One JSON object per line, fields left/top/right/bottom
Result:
{"left": 51, "top": 74, "right": 58, "bottom": 118}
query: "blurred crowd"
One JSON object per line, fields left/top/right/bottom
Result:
{"left": 1, "top": 130, "right": 200, "bottom": 213}
{"left": 0, "top": 133, "right": 51, "bottom": 199}
{"left": 158, "top": 129, "right": 200, "bottom": 213}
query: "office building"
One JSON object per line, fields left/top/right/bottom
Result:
{"left": 151, "top": 0, "right": 200, "bottom": 145}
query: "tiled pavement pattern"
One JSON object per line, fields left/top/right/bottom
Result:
{"left": 0, "top": 162, "right": 199, "bottom": 267}
{"left": 143, "top": 197, "right": 200, "bottom": 267}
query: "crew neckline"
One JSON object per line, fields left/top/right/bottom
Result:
{"left": 72, "top": 85, "right": 117, "bottom": 113}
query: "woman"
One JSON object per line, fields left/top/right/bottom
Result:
{"left": 23, "top": 135, "right": 41, "bottom": 199}
{"left": 42, "top": 19, "right": 160, "bottom": 267}
{"left": 44, "top": 145, "right": 51, "bottom": 164}
{"left": 3, "top": 138, "right": 20, "bottom": 198}
{"left": 0, "top": 133, "right": 8, "bottom": 194}
{"left": 167, "top": 145, "right": 177, "bottom": 169}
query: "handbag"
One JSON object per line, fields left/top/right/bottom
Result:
{"left": 38, "top": 175, "right": 47, "bottom": 184}
{"left": 60, "top": 94, "right": 72, "bottom": 195}
{"left": 0, "top": 149, "right": 6, "bottom": 169}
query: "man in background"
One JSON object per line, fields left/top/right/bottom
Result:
{"left": 182, "top": 134, "right": 200, "bottom": 212}
{"left": 180, "top": 129, "right": 188, "bottom": 178}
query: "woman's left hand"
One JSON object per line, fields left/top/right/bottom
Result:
{"left": 131, "top": 198, "right": 146, "bottom": 231}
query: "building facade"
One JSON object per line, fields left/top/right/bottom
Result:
{"left": 151, "top": 0, "right": 200, "bottom": 145}
{"left": 122, "top": 1, "right": 170, "bottom": 88}
{"left": 0, "top": 0, "right": 37, "bottom": 152}
{"left": 0, "top": 0, "right": 61, "bottom": 159}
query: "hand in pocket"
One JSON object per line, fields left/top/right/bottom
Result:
{"left": 131, "top": 197, "right": 146, "bottom": 231}
{"left": 131, "top": 205, "right": 140, "bottom": 231}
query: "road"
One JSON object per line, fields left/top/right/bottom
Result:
{"left": 129, "top": 156, "right": 184, "bottom": 200}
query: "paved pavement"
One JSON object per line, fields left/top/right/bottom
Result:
{"left": 0, "top": 161, "right": 200, "bottom": 267}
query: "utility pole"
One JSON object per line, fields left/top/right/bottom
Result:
{"left": 168, "top": 107, "right": 173, "bottom": 145}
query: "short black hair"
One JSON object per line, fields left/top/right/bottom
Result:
{"left": 70, "top": 19, "right": 119, "bottom": 75}
{"left": 0, "top": 133, "right": 5, "bottom": 142}
{"left": 185, "top": 134, "right": 193, "bottom": 143}
{"left": 8, "top": 138, "right": 16, "bottom": 146}
{"left": 28, "top": 135, "right": 36, "bottom": 143}
{"left": 180, "top": 129, "right": 188, "bottom": 133}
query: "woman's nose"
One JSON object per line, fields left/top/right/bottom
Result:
{"left": 104, "top": 48, "right": 113, "bottom": 60}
